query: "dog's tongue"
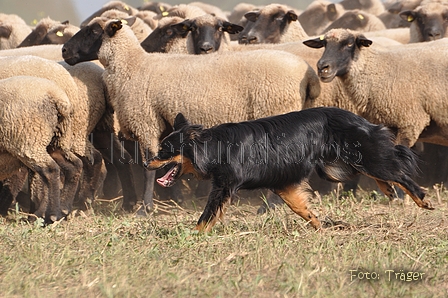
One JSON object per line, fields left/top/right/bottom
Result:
{"left": 156, "top": 165, "right": 177, "bottom": 187}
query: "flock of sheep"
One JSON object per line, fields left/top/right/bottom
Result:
{"left": 0, "top": 0, "right": 447, "bottom": 223}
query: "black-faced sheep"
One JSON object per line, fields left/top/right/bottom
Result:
{"left": 62, "top": 17, "right": 321, "bottom": 211}
{"left": 304, "top": 29, "right": 448, "bottom": 148}
{"left": 0, "top": 76, "right": 76, "bottom": 221}
{"left": 238, "top": 3, "right": 308, "bottom": 44}
{"left": 399, "top": 1, "right": 448, "bottom": 42}
{"left": 18, "top": 17, "right": 79, "bottom": 47}
{"left": 0, "top": 13, "right": 31, "bottom": 49}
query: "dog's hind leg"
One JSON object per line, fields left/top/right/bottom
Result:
{"left": 274, "top": 181, "right": 321, "bottom": 230}
{"left": 195, "top": 187, "right": 232, "bottom": 232}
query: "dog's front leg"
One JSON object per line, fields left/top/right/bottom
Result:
{"left": 275, "top": 181, "right": 321, "bottom": 230}
{"left": 195, "top": 187, "right": 231, "bottom": 232}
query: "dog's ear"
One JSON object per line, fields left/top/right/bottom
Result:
{"left": 173, "top": 113, "right": 190, "bottom": 130}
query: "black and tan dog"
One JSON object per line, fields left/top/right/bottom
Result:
{"left": 145, "top": 107, "right": 433, "bottom": 232}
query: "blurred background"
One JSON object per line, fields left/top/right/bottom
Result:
{"left": 0, "top": 0, "right": 314, "bottom": 26}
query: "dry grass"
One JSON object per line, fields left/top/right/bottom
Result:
{"left": 0, "top": 186, "right": 447, "bottom": 298}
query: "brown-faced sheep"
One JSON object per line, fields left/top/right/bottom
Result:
{"left": 238, "top": 3, "right": 308, "bottom": 44}
{"left": 62, "top": 17, "right": 321, "bottom": 211}
{"left": 0, "top": 13, "right": 31, "bottom": 49}
{"left": 298, "top": 1, "right": 345, "bottom": 36}
{"left": 399, "top": 1, "right": 448, "bottom": 42}
{"left": 0, "top": 76, "right": 75, "bottom": 221}
{"left": 304, "top": 29, "right": 448, "bottom": 148}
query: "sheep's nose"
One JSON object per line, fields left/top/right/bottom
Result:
{"left": 239, "top": 36, "right": 248, "bottom": 44}
{"left": 427, "top": 29, "right": 442, "bottom": 40}
{"left": 248, "top": 36, "right": 258, "bottom": 44}
{"left": 200, "top": 43, "right": 214, "bottom": 54}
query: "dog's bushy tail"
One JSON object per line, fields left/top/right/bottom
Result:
{"left": 394, "top": 144, "right": 420, "bottom": 178}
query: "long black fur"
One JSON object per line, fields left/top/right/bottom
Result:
{"left": 147, "top": 107, "right": 427, "bottom": 229}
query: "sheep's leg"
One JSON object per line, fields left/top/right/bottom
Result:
{"left": 76, "top": 149, "right": 106, "bottom": 209}
{"left": 23, "top": 157, "right": 62, "bottom": 223}
{"left": 142, "top": 169, "right": 155, "bottom": 212}
{"left": 107, "top": 133, "right": 138, "bottom": 210}
{"left": 49, "top": 149, "right": 83, "bottom": 215}
{"left": 195, "top": 187, "right": 231, "bottom": 232}
{"left": 0, "top": 168, "right": 29, "bottom": 216}
{"left": 274, "top": 181, "right": 321, "bottom": 230}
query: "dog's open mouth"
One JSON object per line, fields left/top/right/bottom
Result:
{"left": 156, "top": 163, "right": 181, "bottom": 188}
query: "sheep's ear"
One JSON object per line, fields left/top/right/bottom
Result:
{"left": 0, "top": 25, "right": 12, "bottom": 38}
{"left": 171, "top": 20, "right": 193, "bottom": 35}
{"left": 326, "top": 4, "right": 339, "bottom": 21}
{"left": 61, "top": 20, "right": 69, "bottom": 25}
{"left": 286, "top": 10, "right": 298, "bottom": 22}
{"left": 399, "top": 11, "right": 416, "bottom": 23}
{"left": 356, "top": 35, "right": 372, "bottom": 48}
{"left": 173, "top": 113, "right": 190, "bottom": 131}
{"left": 121, "top": 16, "right": 136, "bottom": 27}
{"left": 222, "top": 22, "right": 244, "bottom": 34}
{"left": 244, "top": 11, "right": 258, "bottom": 22}
{"left": 303, "top": 36, "right": 325, "bottom": 49}
{"left": 105, "top": 20, "right": 123, "bottom": 37}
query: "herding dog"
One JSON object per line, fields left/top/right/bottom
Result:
{"left": 144, "top": 107, "right": 434, "bottom": 232}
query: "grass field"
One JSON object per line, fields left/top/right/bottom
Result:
{"left": 0, "top": 185, "right": 447, "bottom": 298}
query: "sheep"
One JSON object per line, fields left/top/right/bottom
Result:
{"left": 187, "top": 2, "right": 228, "bottom": 20}
{"left": 364, "top": 27, "right": 410, "bottom": 43}
{"left": 80, "top": 0, "right": 139, "bottom": 28}
{"left": 399, "top": 1, "right": 448, "bottom": 42}
{"left": 141, "top": 16, "right": 188, "bottom": 53}
{"left": 303, "top": 28, "right": 448, "bottom": 148}
{"left": 322, "top": 10, "right": 387, "bottom": 33}
{"left": 135, "top": 10, "right": 159, "bottom": 29}
{"left": 0, "top": 44, "right": 64, "bottom": 61}
{"left": 238, "top": 4, "right": 308, "bottom": 44}
{"left": 62, "top": 17, "right": 321, "bottom": 211}
{"left": 138, "top": 2, "right": 172, "bottom": 14}
{"left": 298, "top": 1, "right": 345, "bottom": 36}
{"left": 0, "top": 76, "right": 76, "bottom": 221}
{"left": 100, "top": 9, "right": 152, "bottom": 42}
{"left": 227, "top": 3, "right": 258, "bottom": 25}
{"left": 18, "top": 17, "right": 79, "bottom": 47}
{"left": 0, "top": 13, "right": 32, "bottom": 49}
{"left": 170, "top": 14, "right": 243, "bottom": 54}
{"left": 339, "top": 0, "right": 386, "bottom": 15}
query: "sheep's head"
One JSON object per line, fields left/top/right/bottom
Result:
{"left": 399, "top": 3, "right": 448, "bottom": 42}
{"left": 141, "top": 16, "right": 186, "bottom": 53}
{"left": 62, "top": 17, "right": 135, "bottom": 65}
{"left": 239, "top": 4, "right": 299, "bottom": 44}
{"left": 171, "top": 14, "right": 243, "bottom": 54}
{"left": 303, "top": 29, "right": 372, "bottom": 83}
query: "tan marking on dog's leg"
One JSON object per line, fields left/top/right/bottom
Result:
{"left": 374, "top": 179, "right": 395, "bottom": 200}
{"left": 194, "top": 197, "right": 231, "bottom": 232}
{"left": 275, "top": 182, "right": 321, "bottom": 230}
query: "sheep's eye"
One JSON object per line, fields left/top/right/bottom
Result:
{"left": 218, "top": 26, "right": 222, "bottom": 32}
{"left": 347, "top": 42, "right": 354, "bottom": 48}
{"left": 166, "top": 28, "right": 173, "bottom": 35}
{"left": 275, "top": 16, "right": 284, "bottom": 22}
